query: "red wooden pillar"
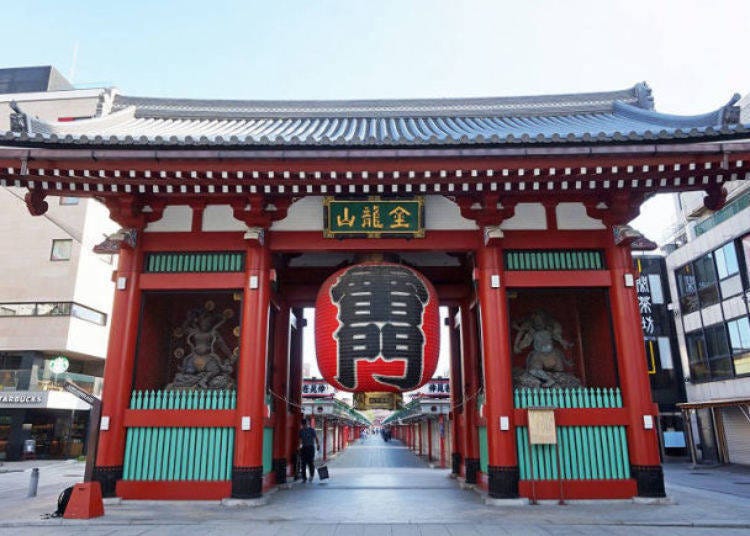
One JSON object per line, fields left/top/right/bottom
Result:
{"left": 418, "top": 422, "right": 423, "bottom": 456}
{"left": 271, "top": 305, "right": 290, "bottom": 485}
{"left": 93, "top": 242, "right": 143, "bottom": 497}
{"left": 427, "top": 419, "right": 433, "bottom": 462}
{"left": 448, "top": 305, "right": 464, "bottom": 476}
{"left": 232, "top": 239, "right": 271, "bottom": 499}
{"left": 286, "top": 309, "right": 303, "bottom": 474}
{"left": 606, "top": 241, "right": 665, "bottom": 497}
{"left": 461, "top": 301, "right": 481, "bottom": 484}
{"left": 322, "top": 417, "right": 327, "bottom": 461}
{"left": 476, "top": 239, "right": 519, "bottom": 499}
{"left": 439, "top": 414, "right": 446, "bottom": 468}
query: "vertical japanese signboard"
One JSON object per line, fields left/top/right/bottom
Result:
{"left": 324, "top": 197, "right": 424, "bottom": 238}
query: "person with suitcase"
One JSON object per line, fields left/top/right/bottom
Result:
{"left": 298, "top": 418, "right": 320, "bottom": 483}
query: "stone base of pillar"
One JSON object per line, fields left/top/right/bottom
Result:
{"left": 92, "top": 465, "right": 122, "bottom": 498}
{"left": 631, "top": 464, "right": 666, "bottom": 498}
{"left": 231, "top": 466, "right": 264, "bottom": 499}
{"left": 273, "top": 458, "right": 287, "bottom": 485}
{"left": 465, "top": 458, "right": 480, "bottom": 485}
{"left": 451, "top": 452, "right": 462, "bottom": 475}
{"left": 488, "top": 465, "right": 519, "bottom": 499}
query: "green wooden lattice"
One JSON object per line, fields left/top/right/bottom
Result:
{"left": 504, "top": 250, "right": 604, "bottom": 271}
{"left": 145, "top": 252, "right": 245, "bottom": 273}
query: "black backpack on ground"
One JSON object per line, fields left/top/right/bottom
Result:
{"left": 55, "top": 486, "right": 74, "bottom": 517}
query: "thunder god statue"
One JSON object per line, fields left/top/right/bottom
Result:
{"left": 511, "top": 310, "right": 582, "bottom": 389}
{"left": 166, "top": 301, "right": 239, "bottom": 390}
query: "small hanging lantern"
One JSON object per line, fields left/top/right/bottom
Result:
{"left": 315, "top": 263, "right": 440, "bottom": 393}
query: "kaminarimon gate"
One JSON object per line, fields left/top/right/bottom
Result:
{"left": 2, "top": 83, "right": 748, "bottom": 502}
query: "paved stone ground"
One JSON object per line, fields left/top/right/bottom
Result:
{"left": 1, "top": 434, "right": 750, "bottom": 534}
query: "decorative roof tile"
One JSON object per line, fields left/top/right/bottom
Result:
{"left": 3, "top": 83, "right": 748, "bottom": 148}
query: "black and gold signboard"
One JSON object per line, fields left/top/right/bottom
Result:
{"left": 324, "top": 197, "right": 425, "bottom": 238}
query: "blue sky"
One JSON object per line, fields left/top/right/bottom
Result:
{"left": 4, "top": 1, "right": 748, "bottom": 113}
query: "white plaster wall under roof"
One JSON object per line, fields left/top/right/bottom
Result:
{"left": 202, "top": 205, "right": 246, "bottom": 232}
{"left": 687, "top": 377, "right": 750, "bottom": 402}
{"left": 555, "top": 202, "right": 605, "bottom": 230}
{"left": 145, "top": 205, "right": 193, "bottom": 232}
{"left": 500, "top": 203, "right": 547, "bottom": 230}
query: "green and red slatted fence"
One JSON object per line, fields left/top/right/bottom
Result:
{"left": 144, "top": 251, "right": 245, "bottom": 273}
{"left": 122, "top": 390, "right": 236, "bottom": 481}
{"left": 479, "top": 388, "right": 630, "bottom": 481}
{"left": 504, "top": 250, "right": 605, "bottom": 271}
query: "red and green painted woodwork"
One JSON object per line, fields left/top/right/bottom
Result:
{"left": 476, "top": 241, "right": 519, "bottom": 499}
{"left": 119, "top": 390, "right": 275, "bottom": 499}
{"left": 605, "top": 241, "right": 665, "bottom": 498}
{"left": 478, "top": 388, "right": 635, "bottom": 499}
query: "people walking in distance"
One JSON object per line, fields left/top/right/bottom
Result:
{"left": 298, "top": 418, "right": 320, "bottom": 482}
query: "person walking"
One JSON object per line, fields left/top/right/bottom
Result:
{"left": 298, "top": 418, "right": 320, "bottom": 482}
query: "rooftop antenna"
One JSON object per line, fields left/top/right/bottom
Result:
{"left": 69, "top": 41, "right": 79, "bottom": 83}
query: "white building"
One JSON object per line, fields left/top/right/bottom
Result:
{"left": 664, "top": 93, "right": 750, "bottom": 465}
{"left": 0, "top": 67, "right": 117, "bottom": 460}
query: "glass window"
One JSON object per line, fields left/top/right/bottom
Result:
{"left": 70, "top": 303, "right": 106, "bottom": 326}
{"left": 714, "top": 242, "right": 739, "bottom": 279}
{"left": 59, "top": 197, "right": 79, "bottom": 206}
{"left": 728, "top": 317, "right": 750, "bottom": 375}
{"left": 676, "top": 264, "right": 700, "bottom": 314}
{"left": 50, "top": 239, "right": 73, "bottom": 261}
{"left": 686, "top": 331, "right": 709, "bottom": 381}
{"left": 693, "top": 254, "right": 720, "bottom": 307}
{"left": 704, "top": 324, "right": 730, "bottom": 358}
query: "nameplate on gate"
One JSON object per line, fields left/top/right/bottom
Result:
{"left": 324, "top": 197, "right": 424, "bottom": 238}
{"left": 527, "top": 409, "right": 557, "bottom": 445}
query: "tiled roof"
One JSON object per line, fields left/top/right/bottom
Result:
{"left": 4, "top": 83, "right": 748, "bottom": 148}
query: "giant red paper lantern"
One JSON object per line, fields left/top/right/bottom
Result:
{"left": 315, "top": 263, "right": 440, "bottom": 393}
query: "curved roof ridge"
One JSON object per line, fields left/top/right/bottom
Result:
{"left": 112, "top": 84, "right": 646, "bottom": 119}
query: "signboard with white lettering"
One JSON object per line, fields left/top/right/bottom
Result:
{"left": 0, "top": 391, "right": 48, "bottom": 408}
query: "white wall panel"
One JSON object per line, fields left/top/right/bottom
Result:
{"left": 145, "top": 205, "right": 192, "bottom": 232}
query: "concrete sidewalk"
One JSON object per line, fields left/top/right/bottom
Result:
{"left": 0, "top": 438, "right": 749, "bottom": 535}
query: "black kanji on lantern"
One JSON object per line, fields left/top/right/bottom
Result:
{"left": 330, "top": 265, "right": 430, "bottom": 390}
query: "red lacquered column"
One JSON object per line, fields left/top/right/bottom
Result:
{"left": 271, "top": 305, "right": 290, "bottom": 485}
{"left": 232, "top": 240, "right": 271, "bottom": 498}
{"left": 606, "top": 241, "right": 665, "bottom": 497}
{"left": 476, "top": 240, "right": 518, "bottom": 498}
{"left": 461, "top": 301, "right": 481, "bottom": 485}
{"left": 94, "top": 242, "right": 143, "bottom": 497}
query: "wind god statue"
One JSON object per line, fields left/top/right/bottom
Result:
{"left": 511, "top": 309, "right": 582, "bottom": 389}
{"left": 166, "top": 301, "right": 239, "bottom": 390}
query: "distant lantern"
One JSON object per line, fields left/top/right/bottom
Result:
{"left": 315, "top": 263, "right": 440, "bottom": 393}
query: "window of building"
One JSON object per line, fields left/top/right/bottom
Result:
{"left": 728, "top": 316, "right": 750, "bottom": 376}
{"left": 59, "top": 197, "right": 79, "bottom": 206}
{"left": 715, "top": 242, "right": 740, "bottom": 279}
{"left": 686, "top": 331, "right": 709, "bottom": 382}
{"left": 50, "top": 239, "right": 73, "bottom": 261}
{"left": 693, "top": 254, "right": 720, "bottom": 307}
{"left": 704, "top": 324, "right": 732, "bottom": 379}
{"left": 676, "top": 264, "right": 700, "bottom": 314}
